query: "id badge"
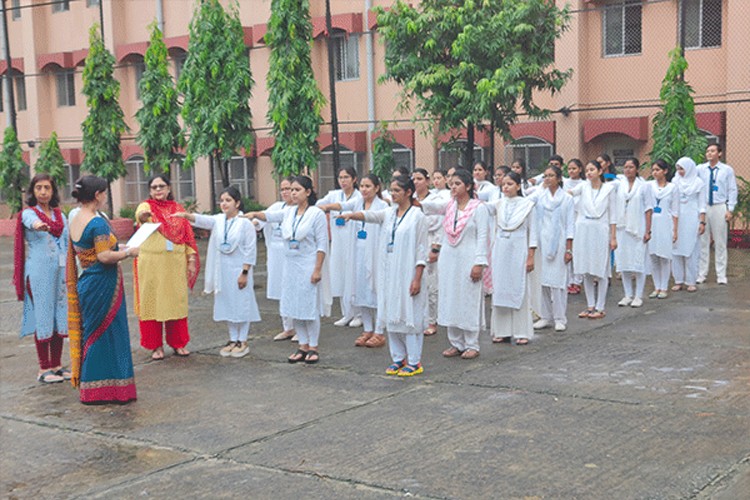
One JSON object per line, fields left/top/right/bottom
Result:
{"left": 653, "top": 206, "right": 662, "bottom": 214}
{"left": 500, "top": 230, "right": 511, "bottom": 239}
{"left": 357, "top": 230, "right": 367, "bottom": 240}
{"left": 335, "top": 217, "right": 346, "bottom": 226}
{"left": 273, "top": 226, "right": 282, "bottom": 237}
{"left": 289, "top": 239, "right": 300, "bottom": 250}
{"left": 713, "top": 185, "right": 719, "bottom": 191}
{"left": 220, "top": 242, "right": 231, "bottom": 253}
{"left": 166, "top": 240, "right": 174, "bottom": 252}
{"left": 386, "top": 242, "right": 394, "bottom": 253}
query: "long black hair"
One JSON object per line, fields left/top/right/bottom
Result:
{"left": 336, "top": 166, "right": 358, "bottom": 190}
{"left": 587, "top": 160, "right": 605, "bottom": 182}
{"left": 362, "top": 173, "right": 383, "bottom": 199}
{"left": 505, "top": 171, "right": 524, "bottom": 197}
{"left": 651, "top": 159, "right": 672, "bottom": 181}
{"left": 26, "top": 173, "right": 61, "bottom": 208}
{"left": 391, "top": 175, "right": 416, "bottom": 205}
{"left": 293, "top": 175, "right": 318, "bottom": 205}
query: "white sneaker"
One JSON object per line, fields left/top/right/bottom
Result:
{"left": 348, "top": 317, "right": 363, "bottom": 328}
{"left": 333, "top": 317, "right": 351, "bottom": 327}
{"left": 618, "top": 296, "right": 633, "bottom": 307}
{"left": 533, "top": 319, "right": 551, "bottom": 330}
{"left": 630, "top": 297, "right": 643, "bottom": 308}
{"left": 291, "top": 334, "right": 298, "bottom": 342}
{"left": 230, "top": 342, "right": 249, "bottom": 358}
{"left": 554, "top": 321, "right": 566, "bottom": 332}
{"left": 220, "top": 341, "right": 236, "bottom": 357}
{"left": 696, "top": 276, "right": 706, "bottom": 284}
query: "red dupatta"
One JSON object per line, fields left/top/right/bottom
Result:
{"left": 12, "top": 206, "right": 65, "bottom": 301}
{"left": 143, "top": 198, "right": 200, "bottom": 289}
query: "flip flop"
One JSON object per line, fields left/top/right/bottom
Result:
{"left": 492, "top": 337, "right": 511, "bottom": 344}
{"left": 151, "top": 349, "right": 165, "bottom": 361}
{"left": 37, "top": 370, "right": 64, "bottom": 384}
{"left": 423, "top": 326, "right": 438, "bottom": 336}
{"left": 55, "top": 368, "right": 72, "bottom": 380}
{"left": 173, "top": 348, "right": 190, "bottom": 357}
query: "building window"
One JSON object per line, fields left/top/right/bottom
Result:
{"left": 439, "top": 140, "right": 485, "bottom": 171}
{"left": 504, "top": 137, "right": 554, "bottom": 177}
{"left": 612, "top": 148, "right": 635, "bottom": 168}
{"left": 603, "top": 0, "right": 642, "bottom": 57}
{"left": 214, "top": 156, "right": 257, "bottom": 203}
{"left": 62, "top": 164, "right": 82, "bottom": 201}
{"left": 56, "top": 70, "right": 76, "bottom": 107}
{"left": 681, "top": 0, "right": 722, "bottom": 49}
{"left": 170, "top": 162, "right": 195, "bottom": 201}
{"left": 173, "top": 50, "right": 188, "bottom": 81}
{"left": 125, "top": 156, "right": 149, "bottom": 205}
{"left": 52, "top": 0, "right": 70, "bottom": 13}
{"left": 318, "top": 145, "right": 364, "bottom": 195}
{"left": 11, "top": 0, "right": 21, "bottom": 20}
{"left": 134, "top": 59, "right": 146, "bottom": 100}
{"left": 87, "top": 0, "right": 100, "bottom": 6}
{"left": 332, "top": 32, "right": 359, "bottom": 81}
{"left": 13, "top": 71, "right": 27, "bottom": 111}
{"left": 392, "top": 143, "right": 414, "bottom": 172}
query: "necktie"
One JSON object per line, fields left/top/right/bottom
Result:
{"left": 709, "top": 167, "right": 716, "bottom": 205}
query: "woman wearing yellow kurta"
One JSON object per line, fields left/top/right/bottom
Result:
{"left": 135, "top": 174, "right": 199, "bottom": 360}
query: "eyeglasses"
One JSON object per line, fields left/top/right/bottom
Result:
{"left": 150, "top": 184, "right": 168, "bottom": 190}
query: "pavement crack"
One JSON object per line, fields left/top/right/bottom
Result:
{"left": 690, "top": 453, "right": 750, "bottom": 499}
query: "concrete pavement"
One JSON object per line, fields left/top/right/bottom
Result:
{"left": 1, "top": 236, "right": 748, "bottom": 499}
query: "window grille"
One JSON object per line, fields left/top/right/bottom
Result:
{"left": 681, "top": 0, "right": 722, "bottom": 49}
{"left": 603, "top": 1, "right": 642, "bottom": 57}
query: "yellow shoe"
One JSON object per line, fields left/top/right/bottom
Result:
{"left": 397, "top": 363, "right": 423, "bottom": 377}
{"left": 385, "top": 361, "right": 405, "bottom": 375}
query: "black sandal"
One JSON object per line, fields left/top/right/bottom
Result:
{"left": 288, "top": 349, "right": 308, "bottom": 364}
{"left": 304, "top": 351, "right": 320, "bottom": 364}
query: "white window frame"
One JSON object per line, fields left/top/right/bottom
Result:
{"left": 125, "top": 156, "right": 149, "bottom": 205}
{"left": 438, "top": 140, "right": 485, "bottom": 171}
{"left": 318, "top": 146, "right": 362, "bottom": 195}
{"left": 11, "top": 0, "right": 21, "bottom": 20}
{"left": 392, "top": 143, "right": 414, "bottom": 172}
{"left": 680, "top": 0, "right": 722, "bottom": 50}
{"left": 56, "top": 70, "right": 76, "bottom": 107}
{"left": 214, "top": 156, "right": 257, "bottom": 203}
{"left": 62, "top": 164, "right": 82, "bottom": 201}
{"left": 87, "top": 0, "right": 100, "bottom": 7}
{"left": 602, "top": 0, "right": 642, "bottom": 57}
{"left": 134, "top": 59, "right": 146, "bottom": 100}
{"left": 503, "top": 137, "right": 554, "bottom": 177}
{"left": 332, "top": 32, "right": 360, "bottom": 82}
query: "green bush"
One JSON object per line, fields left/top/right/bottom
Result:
{"left": 119, "top": 206, "right": 136, "bottom": 220}
{"left": 243, "top": 197, "right": 266, "bottom": 213}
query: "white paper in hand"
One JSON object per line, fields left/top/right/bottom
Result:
{"left": 126, "top": 223, "right": 161, "bottom": 248}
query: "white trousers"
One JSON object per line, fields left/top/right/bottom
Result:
{"left": 360, "top": 306, "right": 383, "bottom": 334}
{"left": 673, "top": 240, "right": 700, "bottom": 286}
{"left": 491, "top": 290, "right": 532, "bottom": 340}
{"left": 621, "top": 271, "right": 646, "bottom": 299}
{"left": 583, "top": 274, "right": 608, "bottom": 311}
{"left": 388, "top": 332, "right": 423, "bottom": 365}
{"left": 699, "top": 204, "right": 728, "bottom": 282}
{"left": 294, "top": 317, "right": 320, "bottom": 347}
{"left": 339, "top": 296, "right": 356, "bottom": 321}
{"left": 540, "top": 286, "right": 568, "bottom": 324}
{"left": 447, "top": 326, "right": 480, "bottom": 352}
{"left": 228, "top": 321, "right": 250, "bottom": 342}
{"left": 650, "top": 255, "right": 672, "bottom": 290}
{"left": 567, "top": 261, "right": 582, "bottom": 286}
{"left": 281, "top": 315, "right": 294, "bottom": 332}
{"left": 426, "top": 261, "right": 438, "bottom": 325}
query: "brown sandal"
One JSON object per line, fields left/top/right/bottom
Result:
{"left": 365, "top": 334, "right": 386, "bottom": 348}
{"left": 354, "top": 332, "right": 373, "bottom": 347}
{"left": 588, "top": 310, "right": 606, "bottom": 319}
{"left": 578, "top": 309, "right": 594, "bottom": 318}
{"left": 442, "top": 346, "right": 463, "bottom": 357}
{"left": 461, "top": 349, "right": 480, "bottom": 359}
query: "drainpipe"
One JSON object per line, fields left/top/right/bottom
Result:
{"left": 365, "top": 0, "right": 375, "bottom": 171}
{"left": 1, "top": 0, "right": 17, "bottom": 131}
{"left": 156, "top": 0, "right": 164, "bottom": 32}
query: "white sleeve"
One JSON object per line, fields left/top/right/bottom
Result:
{"left": 263, "top": 209, "right": 285, "bottom": 223}
{"left": 420, "top": 199, "right": 449, "bottom": 215}
{"left": 414, "top": 214, "right": 429, "bottom": 267}
{"left": 240, "top": 220, "right": 257, "bottom": 267}
{"left": 193, "top": 213, "right": 217, "bottom": 230}
{"left": 313, "top": 212, "right": 329, "bottom": 254}
{"left": 362, "top": 208, "right": 388, "bottom": 224}
{"left": 473, "top": 205, "right": 489, "bottom": 266}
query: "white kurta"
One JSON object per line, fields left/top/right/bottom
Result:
{"left": 647, "top": 181, "right": 679, "bottom": 259}
{"left": 340, "top": 197, "right": 389, "bottom": 308}
{"left": 534, "top": 188, "right": 575, "bottom": 290}
{"left": 363, "top": 206, "right": 429, "bottom": 334}
{"left": 674, "top": 183, "right": 707, "bottom": 257}
{"left": 259, "top": 200, "right": 287, "bottom": 300}
{"left": 571, "top": 182, "right": 617, "bottom": 279}
{"left": 488, "top": 197, "right": 537, "bottom": 309}
{"left": 423, "top": 199, "right": 489, "bottom": 331}
{"left": 193, "top": 213, "right": 261, "bottom": 324}
{"left": 613, "top": 177, "right": 654, "bottom": 273}
{"left": 316, "top": 189, "right": 362, "bottom": 297}
{"left": 265, "top": 206, "right": 332, "bottom": 320}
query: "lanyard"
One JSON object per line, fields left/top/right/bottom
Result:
{"left": 292, "top": 207, "right": 308, "bottom": 240}
{"left": 223, "top": 216, "right": 236, "bottom": 244}
{"left": 276, "top": 202, "right": 286, "bottom": 230}
{"left": 390, "top": 205, "right": 412, "bottom": 245}
{"left": 454, "top": 202, "right": 460, "bottom": 230}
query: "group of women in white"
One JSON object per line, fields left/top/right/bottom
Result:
{"left": 173, "top": 152, "right": 707, "bottom": 377}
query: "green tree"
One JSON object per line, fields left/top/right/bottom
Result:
{"left": 136, "top": 22, "right": 184, "bottom": 174}
{"left": 266, "top": 0, "right": 325, "bottom": 177}
{"left": 377, "top": 0, "right": 570, "bottom": 166}
{"left": 0, "top": 127, "right": 27, "bottom": 215}
{"left": 179, "top": 0, "right": 254, "bottom": 208}
{"left": 81, "top": 24, "right": 128, "bottom": 217}
{"left": 650, "top": 48, "right": 707, "bottom": 167}
{"left": 371, "top": 121, "right": 396, "bottom": 181}
{"left": 35, "top": 132, "right": 67, "bottom": 189}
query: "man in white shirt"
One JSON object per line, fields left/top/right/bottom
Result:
{"left": 696, "top": 143, "right": 738, "bottom": 285}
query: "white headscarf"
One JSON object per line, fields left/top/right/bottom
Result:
{"left": 673, "top": 157, "right": 704, "bottom": 197}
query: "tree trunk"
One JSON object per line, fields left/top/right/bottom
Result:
{"left": 325, "top": 0, "right": 341, "bottom": 178}
{"left": 107, "top": 181, "right": 114, "bottom": 219}
{"left": 220, "top": 158, "right": 230, "bottom": 188}
{"left": 464, "top": 122, "right": 475, "bottom": 168}
{"left": 209, "top": 152, "right": 217, "bottom": 213}
{"left": 489, "top": 123, "right": 495, "bottom": 169}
